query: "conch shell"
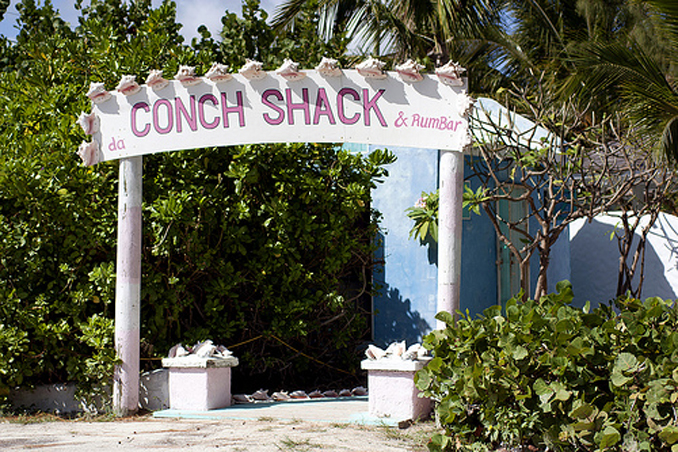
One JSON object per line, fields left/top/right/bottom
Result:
{"left": 239, "top": 59, "right": 266, "bottom": 80}
{"left": 233, "top": 394, "right": 253, "bottom": 404}
{"left": 116, "top": 75, "right": 141, "bottom": 96}
{"left": 385, "top": 340, "right": 406, "bottom": 358}
{"left": 365, "top": 344, "right": 386, "bottom": 360}
{"left": 168, "top": 343, "right": 190, "bottom": 358}
{"left": 192, "top": 340, "right": 216, "bottom": 357}
{"left": 435, "top": 61, "right": 465, "bottom": 86}
{"left": 251, "top": 389, "right": 271, "bottom": 401}
{"left": 351, "top": 386, "right": 368, "bottom": 396}
{"left": 458, "top": 94, "right": 475, "bottom": 117}
{"left": 86, "top": 82, "right": 111, "bottom": 104}
{"left": 77, "top": 111, "right": 99, "bottom": 135}
{"left": 356, "top": 57, "right": 387, "bottom": 79}
{"left": 315, "top": 57, "right": 342, "bottom": 77}
{"left": 308, "top": 390, "right": 324, "bottom": 398}
{"left": 146, "top": 70, "right": 169, "bottom": 91}
{"left": 395, "top": 59, "right": 424, "bottom": 82}
{"left": 174, "top": 65, "right": 202, "bottom": 86}
{"left": 205, "top": 62, "right": 232, "bottom": 82}
{"left": 272, "top": 391, "right": 290, "bottom": 401}
{"left": 289, "top": 390, "right": 308, "bottom": 399}
{"left": 275, "top": 59, "right": 306, "bottom": 81}
{"left": 77, "top": 141, "right": 100, "bottom": 166}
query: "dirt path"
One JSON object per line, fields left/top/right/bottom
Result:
{"left": 0, "top": 415, "right": 436, "bottom": 451}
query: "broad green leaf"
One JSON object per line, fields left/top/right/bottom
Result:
{"left": 598, "top": 426, "right": 621, "bottom": 449}
{"left": 513, "top": 345, "right": 528, "bottom": 360}
{"left": 659, "top": 426, "right": 678, "bottom": 445}
{"left": 614, "top": 353, "right": 639, "bottom": 373}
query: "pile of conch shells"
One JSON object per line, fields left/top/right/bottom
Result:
{"left": 233, "top": 386, "right": 368, "bottom": 404}
{"left": 364, "top": 341, "right": 429, "bottom": 361}
{"left": 167, "top": 339, "right": 234, "bottom": 359}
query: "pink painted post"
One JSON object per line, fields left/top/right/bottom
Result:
{"left": 437, "top": 149, "right": 464, "bottom": 328}
{"left": 113, "top": 156, "right": 143, "bottom": 416}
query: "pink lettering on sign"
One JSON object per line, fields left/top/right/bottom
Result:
{"left": 313, "top": 88, "right": 336, "bottom": 125}
{"left": 394, "top": 111, "right": 461, "bottom": 131}
{"left": 221, "top": 91, "right": 245, "bottom": 128}
{"left": 261, "top": 87, "right": 388, "bottom": 128}
{"left": 130, "top": 91, "right": 246, "bottom": 137}
{"left": 175, "top": 96, "right": 197, "bottom": 133}
{"left": 286, "top": 88, "right": 310, "bottom": 125}
{"left": 153, "top": 99, "right": 173, "bottom": 134}
{"left": 262, "top": 89, "right": 284, "bottom": 125}
{"left": 131, "top": 103, "right": 151, "bottom": 137}
{"left": 362, "top": 89, "right": 386, "bottom": 127}
{"left": 198, "top": 94, "right": 219, "bottom": 129}
{"left": 337, "top": 88, "right": 359, "bottom": 125}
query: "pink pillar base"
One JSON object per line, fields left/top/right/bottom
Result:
{"left": 163, "top": 357, "right": 238, "bottom": 411}
{"left": 361, "top": 359, "right": 431, "bottom": 421}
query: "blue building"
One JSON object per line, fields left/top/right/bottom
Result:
{"left": 350, "top": 98, "right": 572, "bottom": 346}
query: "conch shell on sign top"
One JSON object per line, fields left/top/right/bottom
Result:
{"left": 205, "top": 62, "right": 232, "bottom": 82}
{"left": 356, "top": 57, "right": 387, "bottom": 79}
{"left": 457, "top": 94, "right": 476, "bottom": 117}
{"left": 435, "top": 61, "right": 466, "bottom": 86}
{"left": 315, "top": 57, "right": 342, "bottom": 77}
{"left": 86, "top": 82, "right": 111, "bottom": 104}
{"left": 77, "top": 111, "right": 99, "bottom": 135}
{"left": 77, "top": 141, "right": 100, "bottom": 166}
{"left": 146, "top": 70, "right": 169, "bottom": 91}
{"left": 174, "top": 65, "right": 202, "bottom": 86}
{"left": 239, "top": 59, "right": 266, "bottom": 80}
{"left": 395, "top": 59, "right": 424, "bottom": 82}
{"left": 116, "top": 75, "right": 141, "bottom": 96}
{"left": 275, "top": 59, "right": 306, "bottom": 81}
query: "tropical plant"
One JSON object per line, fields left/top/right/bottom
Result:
{"left": 562, "top": 0, "right": 678, "bottom": 163}
{"left": 417, "top": 282, "right": 678, "bottom": 451}
{"left": 272, "top": 0, "right": 502, "bottom": 66}
{"left": 405, "top": 190, "right": 439, "bottom": 244}
{"left": 0, "top": 0, "right": 391, "bottom": 404}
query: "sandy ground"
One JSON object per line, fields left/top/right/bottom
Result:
{"left": 0, "top": 415, "right": 436, "bottom": 451}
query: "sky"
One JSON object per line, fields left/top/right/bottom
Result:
{"left": 0, "top": 0, "right": 282, "bottom": 42}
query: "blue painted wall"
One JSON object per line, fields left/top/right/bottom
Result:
{"left": 459, "top": 160, "right": 498, "bottom": 315}
{"left": 369, "top": 146, "right": 439, "bottom": 346}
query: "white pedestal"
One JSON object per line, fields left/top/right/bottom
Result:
{"left": 361, "top": 358, "right": 432, "bottom": 421}
{"left": 162, "top": 356, "right": 238, "bottom": 411}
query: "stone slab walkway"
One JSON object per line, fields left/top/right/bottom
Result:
{"left": 153, "top": 396, "right": 398, "bottom": 426}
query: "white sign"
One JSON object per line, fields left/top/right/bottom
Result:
{"left": 85, "top": 70, "right": 471, "bottom": 163}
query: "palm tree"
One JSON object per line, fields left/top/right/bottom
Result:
{"left": 562, "top": 0, "right": 678, "bottom": 162}
{"left": 271, "top": 0, "right": 501, "bottom": 65}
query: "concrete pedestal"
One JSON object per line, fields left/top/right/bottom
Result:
{"left": 361, "top": 358, "right": 431, "bottom": 422}
{"left": 162, "top": 356, "right": 238, "bottom": 411}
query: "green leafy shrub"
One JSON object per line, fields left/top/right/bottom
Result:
{"left": 416, "top": 281, "right": 678, "bottom": 451}
{"left": 0, "top": 0, "right": 387, "bottom": 401}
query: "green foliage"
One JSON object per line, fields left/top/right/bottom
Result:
{"left": 405, "top": 185, "right": 486, "bottom": 245}
{"left": 141, "top": 143, "right": 394, "bottom": 387}
{"left": 405, "top": 190, "right": 439, "bottom": 244}
{"left": 417, "top": 282, "right": 678, "bottom": 451}
{"left": 0, "top": 0, "right": 388, "bottom": 402}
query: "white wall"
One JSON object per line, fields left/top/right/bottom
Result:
{"left": 570, "top": 212, "right": 678, "bottom": 306}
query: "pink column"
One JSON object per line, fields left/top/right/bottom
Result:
{"left": 113, "top": 156, "right": 143, "bottom": 416}
{"left": 437, "top": 149, "right": 464, "bottom": 328}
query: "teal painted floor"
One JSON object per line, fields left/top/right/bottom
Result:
{"left": 153, "top": 396, "right": 398, "bottom": 426}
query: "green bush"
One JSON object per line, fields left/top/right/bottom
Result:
{"left": 0, "top": 0, "right": 384, "bottom": 401}
{"left": 416, "top": 281, "right": 678, "bottom": 451}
